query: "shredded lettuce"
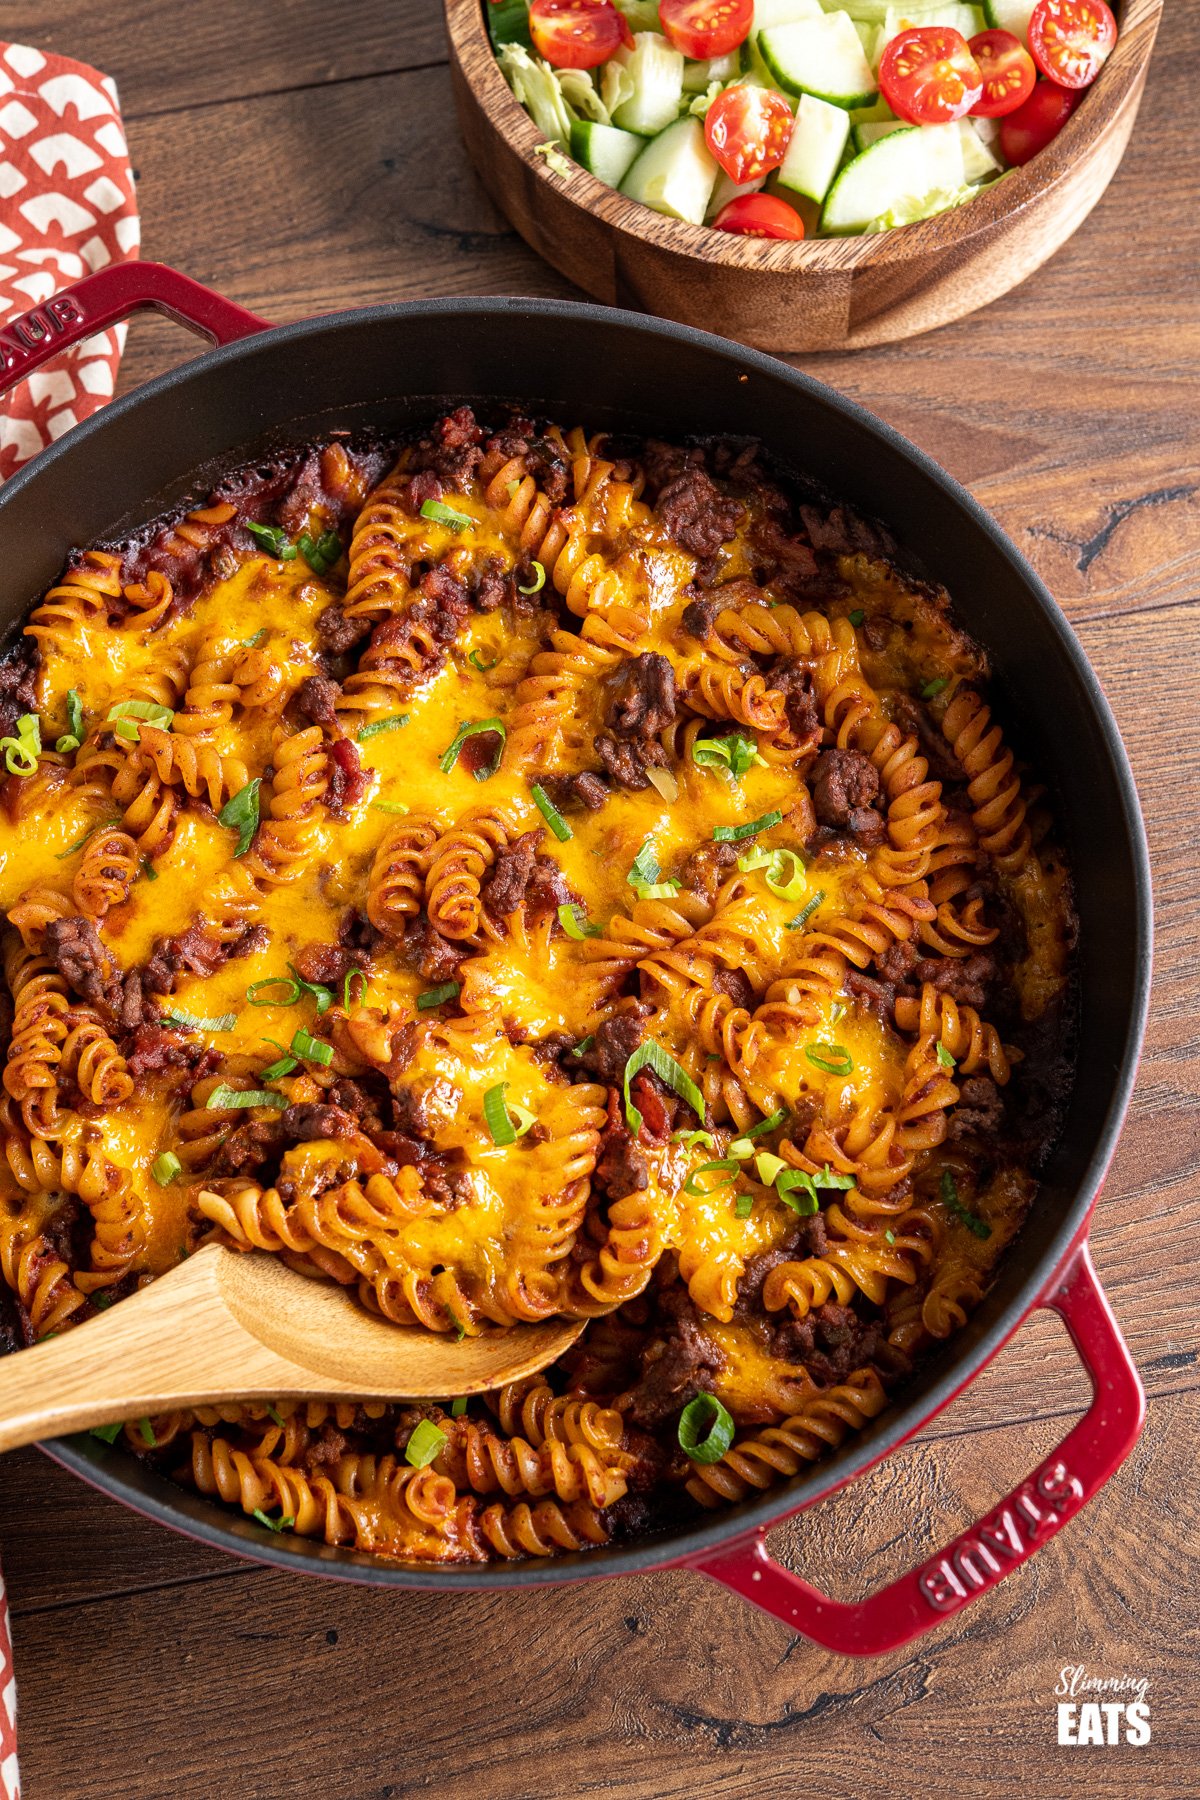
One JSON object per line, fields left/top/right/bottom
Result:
{"left": 864, "top": 183, "right": 980, "bottom": 232}
{"left": 557, "top": 68, "right": 611, "bottom": 126}
{"left": 687, "top": 79, "right": 725, "bottom": 119}
{"left": 614, "top": 0, "right": 661, "bottom": 28}
{"left": 600, "top": 55, "right": 636, "bottom": 120}
{"left": 498, "top": 43, "right": 574, "bottom": 147}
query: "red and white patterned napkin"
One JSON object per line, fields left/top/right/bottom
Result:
{"left": 0, "top": 38, "right": 139, "bottom": 481}
{"left": 0, "top": 39, "right": 140, "bottom": 1789}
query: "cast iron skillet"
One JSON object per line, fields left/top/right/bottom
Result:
{"left": 0, "top": 264, "right": 1151, "bottom": 1656}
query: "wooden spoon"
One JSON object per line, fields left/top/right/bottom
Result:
{"left": 0, "top": 1244, "right": 583, "bottom": 1453}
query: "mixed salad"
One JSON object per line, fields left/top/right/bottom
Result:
{"left": 488, "top": 0, "right": 1119, "bottom": 238}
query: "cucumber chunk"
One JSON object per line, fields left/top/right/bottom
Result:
{"left": 821, "top": 120, "right": 966, "bottom": 232}
{"left": 777, "top": 92, "right": 852, "bottom": 204}
{"left": 621, "top": 116, "right": 720, "bottom": 223}
{"left": 570, "top": 119, "right": 645, "bottom": 188}
{"left": 853, "top": 118, "right": 906, "bottom": 152}
{"left": 682, "top": 52, "right": 740, "bottom": 92}
{"left": 983, "top": 0, "right": 1037, "bottom": 43}
{"left": 760, "top": 13, "right": 878, "bottom": 108}
{"left": 957, "top": 116, "right": 1002, "bottom": 183}
{"left": 611, "top": 33, "right": 686, "bottom": 135}
{"left": 706, "top": 169, "right": 767, "bottom": 219}
{"left": 753, "top": 0, "right": 825, "bottom": 25}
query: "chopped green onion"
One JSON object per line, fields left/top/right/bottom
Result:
{"left": 420, "top": 498, "right": 472, "bottom": 532}
{"left": 683, "top": 1159, "right": 738, "bottom": 1196}
{"left": 737, "top": 845, "right": 807, "bottom": 901}
{"left": 246, "top": 975, "right": 303, "bottom": 1008}
{"left": 449, "top": 1396, "right": 468, "bottom": 1418}
{"left": 885, "top": 1228, "right": 896, "bottom": 1244}
{"left": 691, "top": 732, "right": 764, "bottom": 781}
{"left": 241, "top": 627, "right": 268, "bottom": 648}
{"left": 804, "top": 1042, "right": 854, "bottom": 1077}
{"left": 623, "top": 1040, "right": 705, "bottom": 1137}
{"left": 814, "top": 1164, "right": 855, "bottom": 1190}
{"left": 93, "top": 1293, "right": 113, "bottom": 1310}
{"left": 627, "top": 836, "right": 661, "bottom": 889}
{"left": 483, "top": 1081, "right": 536, "bottom": 1146}
{"left": 138, "top": 1417, "right": 157, "bottom": 1447}
{"left": 940, "top": 1169, "right": 992, "bottom": 1239}
{"left": 631, "top": 881, "right": 679, "bottom": 900}
{"left": 151, "top": 1152, "right": 182, "bottom": 1187}
{"left": 160, "top": 1007, "right": 238, "bottom": 1032}
{"left": 785, "top": 889, "right": 826, "bottom": 932}
{"left": 245, "top": 521, "right": 296, "bottom": 559}
{"left": 343, "top": 968, "right": 368, "bottom": 1010}
{"left": 557, "top": 902, "right": 600, "bottom": 940}
{"left": 713, "top": 808, "right": 782, "bottom": 845}
{"left": 754, "top": 1151, "right": 787, "bottom": 1187}
{"left": 218, "top": 777, "right": 262, "bottom": 857}
{"left": 372, "top": 800, "right": 409, "bottom": 814}
{"left": 112, "top": 717, "right": 138, "bottom": 741}
{"left": 288, "top": 963, "right": 334, "bottom": 1014}
{"left": 439, "top": 717, "right": 506, "bottom": 780}
{"left": 848, "top": 609, "right": 865, "bottom": 628}
{"left": 259, "top": 1038, "right": 299, "bottom": 1079}
{"left": 55, "top": 735, "right": 81, "bottom": 753}
{"left": 0, "top": 712, "right": 40, "bottom": 775}
{"left": 677, "top": 1392, "right": 734, "bottom": 1464}
{"left": 745, "top": 1109, "right": 786, "bottom": 1140}
{"left": 468, "top": 648, "right": 499, "bottom": 672}
{"left": 291, "top": 1029, "right": 333, "bottom": 1067}
{"left": 357, "top": 713, "right": 409, "bottom": 742}
{"left": 141, "top": 858, "right": 158, "bottom": 882}
{"left": 671, "top": 1128, "right": 714, "bottom": 1150}
{"left": 108, "top": 701, "right": 175, "bottom": 739}
{"left": 734, "top": 1194, "right": 754, "bottom": 1220}
{"left": 417, "top": 982, "right": 460, "bottom": 1011}
{"left": 531, "top": 783, "right": 572, "bottom": 842}
{"left": 297, "top": 528, "right": 342, "bottom": 575}
{"left": 66, "top": 689, "right": 84, "bottom": 738}
{"left": 776, "top": 1169, "right": 820, "bottom": 1215}
{"left": 517, "top": 561, "right": 546, "bottom": 595}
{"left": 405, "top": 1419, "right": 448, "bottom": 1467}
{"left": 251, "top": 1507, "right": 296, "bottom": 1532}
{"left": 266, "top": 1405, "right": 286, "bottom": 1428}
{"left": 727, "top": 1137, "right": 753, "bottom": 1160}
{"left": 56, "top": 817, "right": 121, "bottom": 860}
{"left": 572, "top": 1035, "right": 594, "bottom": 1058}
{"left": 936, "top": 1041, "right": 956, "bottom": 1069}
{"left": 830, "top": 1002, "right": 846, "bottom": 1025}
{"left": 446, "top": 1310, "right": 467, "bottom": 1342}
{"left": 205, "top": 1085, "right": 288, "bottom": 1111}
{"left": 90, "top": 1421, "right": 122, "bottom": 1445}
{"left": 922, "top": 677, "right": 949, "bottom": 698}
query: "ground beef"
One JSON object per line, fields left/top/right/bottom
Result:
{"left": 623, "top": 1288, "right": 727, "bottom": 1430}
{"left": 535, "top": 770, "right": 609, "bottom": 814}
{"left": 327, "top": 1077, "right": 387, "bottom": 1130}
{"left": 606, "top": 653, "right": 677, "bottom": 739}
{"left": 363, "top": 563, "right": 470, "bottom": 688}
{"left": 325, "top": 737, "right": 369, "bottom": 814}
{"left": 844, "top": 969, "right": 897, "bottom": 1027}
{"left": 482, "top": 830, "right": 540, "bottom": 918}
{"left": 945, "top": 1075, "right": 1005, "bottom": 1142}
{"left": 877, "top": 939, "right": 919, "bottom": 985}
{"left": 681, "top": 596, "right": 718, "bottom": 641}
{"left": 410, "top": 405, "right": 484, "bottom": 490}
{"left": 125, "top": 1027, "right": 218, "bottom": 1081}
{"left": 734, "top": 1218, "right": 829, "bottom": 1318}
{"left": 890, "top": 693, "right": 964, "bottom": 785}
{"left": 911, "top": 951, "right": 999, "bottom": 1009}
{"left": 0, "top": 639, "right": 37, "bottom": 738}
{"left": 400, "top": 917, "right": 467, "bottom": 984}
{"left": 408, "top": 469, "right": 443, "bottom": 509}
{"left": 484, "top": 420, "right": 570, "bottom": 505}
{"left": 711, "top": 966, "right": 755, "bottom": 1009}
{"left": 798, "top": 502, "right": 897, "bottom": 562}
{"left": 142, "top": 922, "right": 267, "bottom": 999}
{"left": 768, "top": 657, "right": 821, "bottom": 749}
{"left": 279, "top": 1102, "right": 361, "bottom": 1144}
{"left": 423, "top": 1164, "right": 475, "bottom": 1211}
{"left": 769, "top": 1300, "right": 890, "bottom": 1388}
{"left": 575, "top": 1003, "right": 651, "bottom": 1086}
{"left": 292, "top": 942, "right": 360, "bottom": 989}
{"left": 680, "top": 839, "right": 737, "bottom": 903}
{"left": 294, "top": 673, "right": 340, "bottom": 729}
{"left": 654, "top": 464, "right": 744, "bottom": 562}
{"left": 43, "top": 916, "right": 119, "bottom": 1013}
{"left": 472, "top": 556, "right": 514, "bottom": 613}
{"left": 339, "top": 907, "right": 384, "bottom": 956}
{"left": 209, "top": 1118, "right": 282, "bottom": 1177}
{"left": 315, "top": 602, "right": 369, "bottom": 656}
{"left": 594, "top": 731, "right": 670, "bottom": 791}
{"left": 593, "top": 1090, "right": 650, "bottom": 1198}
{"left": 810, "top": 747, "right": 880, "bottom": 826}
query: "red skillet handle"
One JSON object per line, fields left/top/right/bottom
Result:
{"left": 0, "top": 261, "right": 270, "bottom": 398}
{"left": 695, "top": 1241, "right": 1144, "bottom": 1656}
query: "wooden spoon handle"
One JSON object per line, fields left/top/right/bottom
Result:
{"left": 0, "top": 1250, "right": 261, "bottom": 1452}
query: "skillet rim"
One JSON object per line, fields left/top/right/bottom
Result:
{"left": 7, "top": 295, "right": 1150, "bottom": 1585}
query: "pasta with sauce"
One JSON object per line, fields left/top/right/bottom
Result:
{"left": 0, "top": 413, "right": 1074, "bottom": 1564}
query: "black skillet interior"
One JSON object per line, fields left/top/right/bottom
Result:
{"left": 0, "top": 298, "right": 1150, "bottom": 1585}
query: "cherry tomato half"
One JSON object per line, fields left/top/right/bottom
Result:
{"left": 1028, "top": 0, "right": 1117, "bottom": 90}
{"left": 659, "top": 0, "right": 753, "bottom": 60}
{"left": 998, "top": 77, "right": 1080, "bottom": 165}
{"left": 968, "top": 28, "right": 1037, "bottom": 117}
{"left": 529, "top": 0, "right": 626, "bottom": 69}
{"left": 704, "top": 84, "right": 795, "bottom": 185}
{"left": 712, "top": 193, "right": 805, "bottom": 239}
{"left": 879, "top": 26, "right": 983, "bottom": 126}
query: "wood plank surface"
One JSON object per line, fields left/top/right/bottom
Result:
{"left": 0, "top": 3, "right": 1197, "bottom": 1796}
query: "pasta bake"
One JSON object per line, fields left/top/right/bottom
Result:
{"left": 0, "top": 410, "right": 1075, "bottom": 1562}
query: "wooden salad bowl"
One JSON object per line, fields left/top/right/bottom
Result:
{"left": 446, "top": 0, "right": 1162, "bottom": 352}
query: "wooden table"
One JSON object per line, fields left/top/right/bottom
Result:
{"left": 2, "top": 5, "right": 1197, "bottom": 1795}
